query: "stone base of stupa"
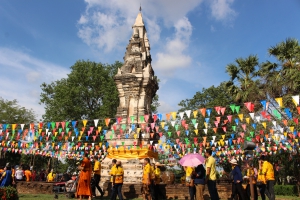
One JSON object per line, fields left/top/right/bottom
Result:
{"left": 100, "top": 147, "right": 158, "bottom": 184}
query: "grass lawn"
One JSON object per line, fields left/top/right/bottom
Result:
{"left": 18, "top": 194, "right": 300, "bottom": 200}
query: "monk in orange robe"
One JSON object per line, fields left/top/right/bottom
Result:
{"left": 76, "top": 156, "right": 92, "bottom": 200}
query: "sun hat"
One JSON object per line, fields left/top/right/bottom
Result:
{"left": 155, "top": 162, "right": 164, "bottom": 166}
{"left": 230, "top": 159, "right": 238, "bottom": 165}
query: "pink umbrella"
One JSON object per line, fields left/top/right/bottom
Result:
{"left": 179, "top": 153, "right": 205, "bottom": 167}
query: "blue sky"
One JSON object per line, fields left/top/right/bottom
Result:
{"left": 0, "top": 0, "right": 300, "bottom": 121}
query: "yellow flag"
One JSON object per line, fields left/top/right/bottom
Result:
{"left": 222, "top": 135, "right": 225, "bottom": 140}
{"left": 99, "top": 142, "right": 102, "bottom": 147}
{"left": 204, "top": 122, "right": 208, "bottom": 128}
{"left": 238, "top": 114, "right": 243, "bottom": 121}
{"left": 272, "top": 136, "right": 275, "bottom": 140}
{"left": 98, "top": 126, "right": 102, "bottom": 132}
{"left": 283, "top": 132, "right": 287, "bottom": 137}
{"left": 80, "top": 131, "right": 84, "bottom": 136}
{"left": 290, "top": 126, "right": 294, "bottom": 132}
{"left": 82, "top": 119, "right": 88, "bottom": 127}
{"left": 171, "top": 112, "right": 177, "bottom": 120}
{"left": 137, "top": 128, "right": 141, "bottom": 133}
{"left": 246, "top": 118, "right": 250, "bottom": 124}
{"left": 78, "top": 136, "right": 81, "bottom": 140}
{"left": 39, "top": 129, "right": 42, "bottom": 134}
{"left": 161, "top": 122, "right": 165, "bottom": 129}
{"left": 220, "top": 140, "right": 224, "bottom": 146}
{"left": 12, "top": 124, "right": 17, "bottom": 130}
{"left": 262, "top": 122, "right": 267, "bottom": 129}
{"left": 275, "top": 97, "right": 283, "bottom": 107}
{"left": 158, "top": 140, "right": 161, "bottom": 144}
{"left": 194, "top": 129, "right": 199, "bottom": 135}
{"left": 295, "top": 139, "right": 298, "bottom": 143}
{"left": 55, "top": 132, "right": 58, "bottom": 137}
{"left": 193, "top": 110, "right": 198, "bottom": 118}
{"left": 133, "top": 134, "right": 137, "bottom": 139}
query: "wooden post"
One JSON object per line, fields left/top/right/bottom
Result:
{"left": 249, "top": 176, "right": 255, "bottom": 200}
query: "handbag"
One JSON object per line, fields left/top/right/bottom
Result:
{"left": 256, "top": 181, "right": 263, "bottom": 186}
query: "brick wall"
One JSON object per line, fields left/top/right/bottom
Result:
{"left": 16, "top": 181, "right": 232, "bottom": 200}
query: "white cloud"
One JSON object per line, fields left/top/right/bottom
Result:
{"left": 154, "top": 17, "right": 192, "bottom": 72}
{"left": 157, "top": 101, "right": 179, "bottom": 115}
{"left": 26, "top": 71, "right": 40, "bottom": 83}
{"left": 77, "top": 0, "right": 203, "bottom": 52}
{"left": 208, "top": 0, "right": 237, "bottom": 22}
{"left": 0, "top": 47, "right": 69, "bottom": 120}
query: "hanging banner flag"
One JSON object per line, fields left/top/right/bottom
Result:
{"left": 215, "top": 106, "right": 221, "bottom": 115}
{"left": 171, "top": 112, "right": 177, "bottom": 120}
{"left": 235, "top": 106, "right": 240, "bottom": 113}
{"left": 227, "top": 115, "right": 232, "bottom": 123}
{"left": 82, "top": 120, "right": 88, "bottom": 127}
{"left": 275, "top": 97, "right": 283, "bottom": 107}
{"left": 238, "top": 114, "right": 243, "bottom": 121}
{"left": 255, "top": 116, "right": 261, "bottom": 122}
{"left": 199, "top": 108, "right": 206, "bottom": 117}
{"left": 230, "top": 104, "right": 236, "bottom": 113}
{"left": 179, "top": 112, "right": 184, "bottom": 120}
{"left": 220, "top": 107, "right": 226, "bottom": 115}
{"left": 193, "top": 110, "right": 198, "bottom": 118}
{"left": 292, "top": 95, "right": 299, "bottom": 107}
{"left": 245, "top": 118, "right": 250, "bottom": 124}
{"left": 206, "top": 108, "right": 212, "bottom": 116}
{"left": 185, "top": 110, "right": 191, "bottom": 118}
{"left": 166, "top": 113, "right": 171, "bottom": 121}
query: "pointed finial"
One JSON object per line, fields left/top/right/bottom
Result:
{"left": 139, "top": 4, "right": 142, "bottom": 12}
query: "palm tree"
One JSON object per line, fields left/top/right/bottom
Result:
{"left": 225, "top": 55, "right": 265, "bottom": 103}
{"left": 258, "top": 38, "right": 300, "bottom": 108}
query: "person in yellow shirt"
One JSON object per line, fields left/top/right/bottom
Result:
{"left": 205, "top": 149, "right": 219, "bottom": 200}
{"left": 92, "top": 155, "right": 104, "bottom": 197}
{"left": 184, "top": 166, "right": 195, "bottom": 200}
{"left": 150, "top": 163, "right": 156, "bottom": 200}
{"left": 153, "top": 162, "right": 165, "bottom": 200}
{"left": 142, "top": 158, "right": 151, "bottom": 200}
{"left": 257, "top": 160, "right": 267, "bottom": 200}
{"left": 109, "top": 159, "right": 117, "bottom": 200}
{"left": 111, "top": 161, "right": 124, "bottom": 200}
{"left": 260, "top": 155, "right": 275, "bottom": 200}
{"left": 245, "top": 162, "right": 258, "bottom": 200}
{"left": 47, "top": 169, "right": 55, "bottom": 182}
{"left": 24, "top": 168, "right": 32, "bottom": 182}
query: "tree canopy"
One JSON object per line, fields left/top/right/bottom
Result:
{"left": 40, "top": 60, "right": 122, "bottom": 122}
{"left": 0, "top": 98, "right": 36, "bottom": 124}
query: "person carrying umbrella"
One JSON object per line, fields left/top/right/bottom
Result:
{"left": 194, "top": 164, "right": 206, "bottom": 200}
{"left": 179, "top": 152, "right": 206, "bottom": 200}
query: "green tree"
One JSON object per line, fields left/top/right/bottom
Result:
{"left": 40, "top": 60, "right": 122, "bottom": 122}
{"left": 258, "top": 38, "right": 300, "bottom": 109}
{"left": 225, "top": 55, "right": 265, "bottom": 103}
{"left": 0, "top": 98, "right": 36, "bottom": 167}
{"left": 0, "top": 98, "right": 36, "bottom": 124}
{"left": 178, "top": 83, "right": 234, "bottom": 111}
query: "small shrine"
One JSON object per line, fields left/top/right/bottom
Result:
{"left": 100, "top": 9, "right": 159, "bottom": 183}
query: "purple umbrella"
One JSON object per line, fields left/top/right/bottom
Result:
{"left": 178, "top": 153, "right": 205, "bottom": 167}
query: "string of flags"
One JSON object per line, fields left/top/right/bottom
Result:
{"left": 0, "top": 96, "right": 299, "bottom": 160}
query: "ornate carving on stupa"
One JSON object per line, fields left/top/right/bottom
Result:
{"left": 99, "top": 10, "right": 159, "bottom": 185}
{"left": 114, "top": 10, "right": 158, "bottom": 125}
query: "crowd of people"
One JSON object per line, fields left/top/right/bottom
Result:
{"left": 183, "top": 151, "right": 276, "bottom": 200}
{"left": 0, "top": 150, "right": 279, "bottom": 200}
